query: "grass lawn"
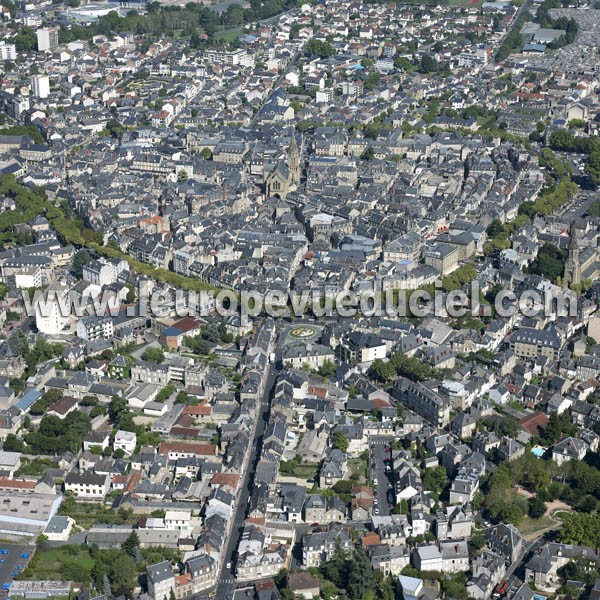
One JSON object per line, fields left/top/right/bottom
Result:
{"left": 22, "top": 546, "right": 94, "bottom": 581}
{"left": 213, "top": 28, "right": 243, "bottom": 42}
{"left": 348, "top": 457, "right": 368, "bottom": 480}
{"left": 518, "top": 515, "right": 557, "bottom": 539}
{"left": 279, "top": 461, "right": 319, "bottom": 480}
{"left": 449, "top": 0, "right": 483, "bottom": 5}
{"left": 59, "top": 501, "right": 141, "bottom": 530}
{"left": 477, "top": 115, "right": 498, "bottom": 130}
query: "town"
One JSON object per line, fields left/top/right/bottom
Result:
{"left": 0, "top": 0, "right": 599, "bottom": 597}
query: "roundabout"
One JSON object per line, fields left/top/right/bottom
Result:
{"left": 289, "top": 325, "right": 318, "bottom": 339}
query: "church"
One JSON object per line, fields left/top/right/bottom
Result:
{"left": 563, "top": 221, "right": 600, "bottom": 286}
{"left": 264, "top": 129, "right": 300, "bottom": 199}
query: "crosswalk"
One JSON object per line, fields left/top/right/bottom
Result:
{"left": 219, "top": 578, "right": 235, "bottom": 585}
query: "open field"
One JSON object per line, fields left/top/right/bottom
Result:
{"left": 518, "top": 515, "right": 557, "bottom": 539}
{"left": 21, "top": 546, "right": 94, "bottom": 581}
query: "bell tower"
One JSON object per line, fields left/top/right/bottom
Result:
{"left": 564, "top": 222, "right": 581, "bottom": 286}
{"left": 287, "top": 127, "right": 300, "bottom": 187}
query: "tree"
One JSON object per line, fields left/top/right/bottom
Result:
{"left": 528, "top": 495, "right": 547, "bottom": 518}
{"left": 177, "top": 169, "right": 188, "bottom": 182}
{"left": 332, "top": 431, "right": 349, "bottom": 453}
{"left": 71, "top": 249, "right": 92, "bottom": 278}
{"left": 141, "top": 347, "right": 164, "bottom": 363}
{"left": 543, "top": 411, "right": 576, "bottom": 444}
{"left": 420, "top": 53, "right": 438, "bottom": 73}
{"left": 200, "top": 147, "right": 212, "bottom": 160}
{"left": 11, "top": 27, "right": 37, "bottom": 52}
{"left": 423, "top": 466, "right": 447, "bottom": 499}
{"left": 306, "top": 39, "right": 335, "bottom": 58}
{"left": 122, "top": 531, "right": 140, "bottom": 558}
{"left": 559, "top": 512, "right": 600, "bottom": 549}
{"left": 361, "top": 147, "right": 375, "bottom": 161}
{"left": 106, "top": 119, "right": 124, "bottom": 138}
{"left": 527, "top": 242, "right": 567, "bottom": 282}
{"left": 107, "top": 552, "right": 137, "bottom": 596}
{"left": 346, "top": 547, "right": 375, "bottom": 599}
{"left": 318, "top": 360, "right": 336, "bottom": 378}
{"left": 586, "top": 150, "right": 600, "bottom": 186}
{"left": 368, "top": 358, "right": 396, "bottom": 383}
{"left": 3, "top": 433, "right": 24, "bottom": 452}
{"left": 175, "top": 391, "right": 191, "bottom": 404}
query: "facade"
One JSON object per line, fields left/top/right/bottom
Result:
{"left": 64, "top": 473, "right": 110, "bottom": 499}
{"left": 147, "top": 561, "right": 175, "bottom": 600}
{"left": 392, "top": 378, "right": 451, "bottom": 428}
{"left": 31, "top": 75, "right": 50, "bottom": 99}
{"left": 36, "top": 28, "right": 59, "bottom": 52}
{"left": 510, "top": 327, "right": 562, "bottom": 360}
{"left": 35, "top": 286, "right": 69, "bottom": 335}
{"left": 114, "top": 430, "right": 137, "bottom": 456}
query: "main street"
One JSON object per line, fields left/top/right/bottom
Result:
{"left": 206, "top": 362, "right": 279, "bottom": 600}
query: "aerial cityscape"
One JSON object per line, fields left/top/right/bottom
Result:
{"left": 0, "top": 0, "right": 599, "bottom": 597}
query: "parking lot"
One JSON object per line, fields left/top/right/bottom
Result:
{"left": 0, "top": 543, "right": 35, "bottom": 597}
{"left": 369, "top": 437, "right": 395, "bottom": 517}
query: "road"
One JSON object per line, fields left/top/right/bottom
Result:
{"left": 208, "top": 363, "right": 279, "bottom": 600}
{"left": 250, "top": 47, "right": 303, "bottom": 125}
{"left": 494, "top": 0, "right": 533, "bottom": 62}
{"left": 370, "top": 437, "right": 393, "bottom": 517}
{"left": 504, "top": 536, "right": 546, "bottom": 594}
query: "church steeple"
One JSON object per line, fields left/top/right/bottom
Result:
{"left": 287, "top": 127, "right": 300, "bottom": 187}
{"left": 564, "top": 222, "right": 581, "bottom": 286}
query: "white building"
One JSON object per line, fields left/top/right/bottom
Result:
{"left": 82, "top": 258, "right": 126, "bottom": 287}
{"left": 15, "top": 266, "right": 43, "bottom": 289}
{"left": 147, "top": 561, "right": 175, "bottom": 600}
{"left": 36, "top": 28, "right": 58, "bottom": 52}
{"left": 0, "top": 41, "right": 17, "bottom": 60}
{"left": 31, "top": 75, "right": 50, "bottom": 99}
{"left": 64, "top": 472, "right": 109, "bottom": 499}
{"left": 114, "top": 430, "right": 136, "bottom": 456}
{"left": 35, "top": 285, "right": 69, "bottom": 335}
{"left": 44, "top": 515, "right": 75, "bottom": 541}
{"left": 164, "top": 510, "right": 192, "bottom": 533}
{"left": 76, "top": 315, "right": 114, "bottom": 341}
{"left": 0, "top": 492, "right": 62, "bottom": 538}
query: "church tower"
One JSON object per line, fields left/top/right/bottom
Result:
{"left": 287, "top": 128, "right": 300, "bottom": 187}
{"left": 564, "top": 222, "right": 581, "bottom": 286}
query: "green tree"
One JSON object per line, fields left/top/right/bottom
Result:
{"left": 543, "top": 411, "right": 576, "bottom": 444}
{"left": 347, "top": 547, "right": 375, "bottom": 599}
{"left": 332, "top": 431, "right": 349, "bottom": 453}
{"left": 121, "top": 531, "right": 140, "bottom": 558}
{"left": 71, "top": 249, "right": 92, "bottom": 278}
{"left": 3, "top": 433, "right": 24, "bottom": 452}
{"left": 368, "top": 358, "right": 396, "bottom": 382}
{"left": 361, "top": 147, "right": 375, "bottom": 161}
{"left": 559, "top": 512, "right": 600, "bottom": 549}
{"left": 420, "top": 53, "right": 438, "bottom": 73}
{"left": 528, "top": 496, "right": 547, "bottom": 518}
{"left": 586, "top": 150, "right": 600, "bottom": 186}
{"left": 306, "top": 39, "right": 335, "bottom": 58}
{"left": 141, "top": 347, "right": 164, "bottom": 363}
{"left": 318, "top": 359, "right": 336, "bottom": 378}
{"left": 423, "top": 466, "right": 447, "bottom": 499}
